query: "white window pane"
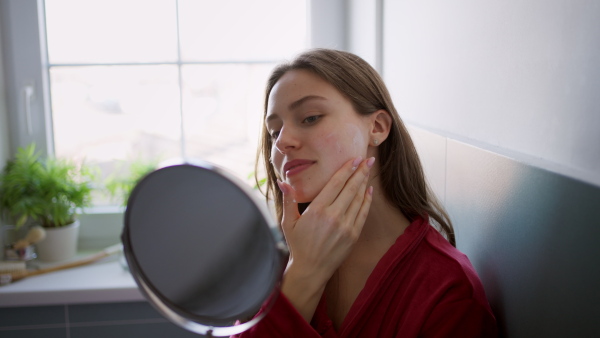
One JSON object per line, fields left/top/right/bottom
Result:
{"left": 45, "top": 0, "right": 178, "bottom": 64}
{"left": 50, "top": 65, "right": 182, "bottom": 205}
{"left": 182, "top": 63, "right": 274, "bottom": 184}
{"left": 178, "top": 0, "right": 307, "bottom": 62}
{"left": 43, "top": 0, "right": 308, "bottom": 206}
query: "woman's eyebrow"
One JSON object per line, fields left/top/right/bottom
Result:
{"left": 266, "top": 95, "right": 327, "bottom": 124}
{"left": 288, "top": 95, "right": 327, "bottom": 111}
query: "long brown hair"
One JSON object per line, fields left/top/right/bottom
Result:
{"left": 255, "top": 48, "right": 455, "bottom": 246}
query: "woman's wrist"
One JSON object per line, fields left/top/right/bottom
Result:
{"left": 281, "top": 262, "right": 328, "bottom": 323}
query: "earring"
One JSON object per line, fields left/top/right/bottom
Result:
{"left": 373, "top": 139, "right": 379, "bottom": 146}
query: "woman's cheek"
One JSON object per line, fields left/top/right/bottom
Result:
{"left": 322, "top": 125, "right": 368, "bottom": 167}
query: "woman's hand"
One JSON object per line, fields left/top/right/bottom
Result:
{"left": 277, "top": 156, "right": 375, "bottom": 322}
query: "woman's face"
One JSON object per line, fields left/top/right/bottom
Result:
{"left": 266, "top": 69, "right": 372, "bottom": 203}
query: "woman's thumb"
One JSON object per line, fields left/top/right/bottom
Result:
{"left": 277, "top": 180, "right": 300, "bottom": 229}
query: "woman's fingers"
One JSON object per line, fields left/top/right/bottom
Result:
{"left": 328, "top": 157, "right": 374, "bottom": 214}
{"left": 352, "top": 184, "right": 374, "bottom": 238}
{"left": 309, "top": 157, "right": 361, "bottom": 208}
{"left": 311, "top": 157, "right": 373, "bottom": 209}
{"left": 278, "top": 180, "right": 300, "bottom": 231}
{"left": 344, "top": 170, "right": 371, "bottom": 225}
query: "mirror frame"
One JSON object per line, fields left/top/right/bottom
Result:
{"left": 121, "top": 159, "right": 288, "bottom": 337}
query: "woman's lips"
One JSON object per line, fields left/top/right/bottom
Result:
{"left": 284, "top": 159, "right": 315, "bottom": 177}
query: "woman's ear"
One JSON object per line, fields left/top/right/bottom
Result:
{"left": 369, "top": 110, "right": 392, "bottom": 146}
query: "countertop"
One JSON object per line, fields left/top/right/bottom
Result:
{"left": 0, "top": 250, "right": 144, "bottom": 308}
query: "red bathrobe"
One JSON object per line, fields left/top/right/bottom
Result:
{"left": 233, "top": 216, "right": 497, "bottom": 337}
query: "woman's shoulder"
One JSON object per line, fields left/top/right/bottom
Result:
{"left": 366, "top": 219, "right": 496, "bottom": 336}
{"left": 400, "top": 217, "right": 472, "bottom": 271}
{"left": 383, "top": 216, "right": 487, "bottom": 297}
{"left": 412, "top": 223, "right": 488, "bottom": 297}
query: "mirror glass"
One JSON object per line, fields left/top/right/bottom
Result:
{"left": 122, "top": 160, "right": 287, "bottom": 336}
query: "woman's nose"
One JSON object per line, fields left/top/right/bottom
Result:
{"left": 274, "top": 126, "right": 299, "bottom": 154}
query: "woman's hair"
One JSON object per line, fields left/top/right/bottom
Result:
{"left": 255, "top": 48, "right": 456, "bottom": 246}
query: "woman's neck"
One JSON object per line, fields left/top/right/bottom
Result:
{"left": 325, "top": 178, "right": 410, "bottom": 331}
{"left": 357, "top": 177, "right": 410, "bottom": 247}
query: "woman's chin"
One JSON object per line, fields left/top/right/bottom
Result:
{"left": 289, "top": 180, "right": 326, "bottom": 204}
{"left": 291, "top": 188, "right": 317, "bottom": 204}
{"left": 294, "top": 195, "right": 314, "bottom": 204}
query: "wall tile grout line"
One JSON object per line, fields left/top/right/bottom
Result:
{"left": 0, "top": 323, "right": 67, "bottom": 331}
{"left": 65, "top": 304, "right": 70, "bottom": 338}
{"left": 69, "top": 318, "right": 169, "bottom": 327}
{"left": 0, "top": 318, "right": 169, "bottom": 331}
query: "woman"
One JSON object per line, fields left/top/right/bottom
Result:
{"left": 235, "top": 49, "right": 497, "bottom": 337}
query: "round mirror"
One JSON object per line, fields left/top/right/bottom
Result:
{"left": 121, "top": 159, "right": 288, "bottom": 336}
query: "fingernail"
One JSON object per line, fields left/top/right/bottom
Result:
{"left": 352, "top": 157, "right": 362, "bottom": 170}
{"left": 368, "top": 186, "right": 374, "bottom": 195}
{"left": 367, "top": 157, "right": 376, "bottom": 168}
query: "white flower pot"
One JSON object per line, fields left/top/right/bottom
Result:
{"left": 36, "top": 220, "right": 80, "bottom": 262}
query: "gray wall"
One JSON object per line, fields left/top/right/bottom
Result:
{"left": 383, "top": 0, "right": 600, "bottom": 188}
{"left": 409, "top": 127, "right": 600, "bottom": 337}
{"left": 0, "top": 17, "right": 11, "bottom": 227}
{"left": 378, "top": 1, "right": 600, "bottom": 336}
{"left": 443, "top": 137, "right": 600, "bottom": 337}
{"left": 0, "top": 19, "right": 9, "bottom": 165}
{"left": 0, "top": 301, "right": 201, "bottom": 337}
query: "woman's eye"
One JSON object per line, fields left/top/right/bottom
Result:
{"left": 270, "top": 131, "right": 280, "bottom": 139}
{"left": 303, "top": 115, "right": 321, "bottom": 124}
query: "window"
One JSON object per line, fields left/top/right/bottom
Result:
{"left": 41, "top": 0, "right": 307, "bottom": 206}
{"left": 1, "top": 0, "right": 351, "bottom": 248}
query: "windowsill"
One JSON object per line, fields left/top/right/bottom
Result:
{"left": 0, "top": 250, "right": 144, "bottom": 308}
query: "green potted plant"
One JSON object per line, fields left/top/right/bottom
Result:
{"left": 105, "top": 158, "right": 158, "bottom": 206}
{"left": 0, "top": 144, "right": 95, "bottom": 261}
